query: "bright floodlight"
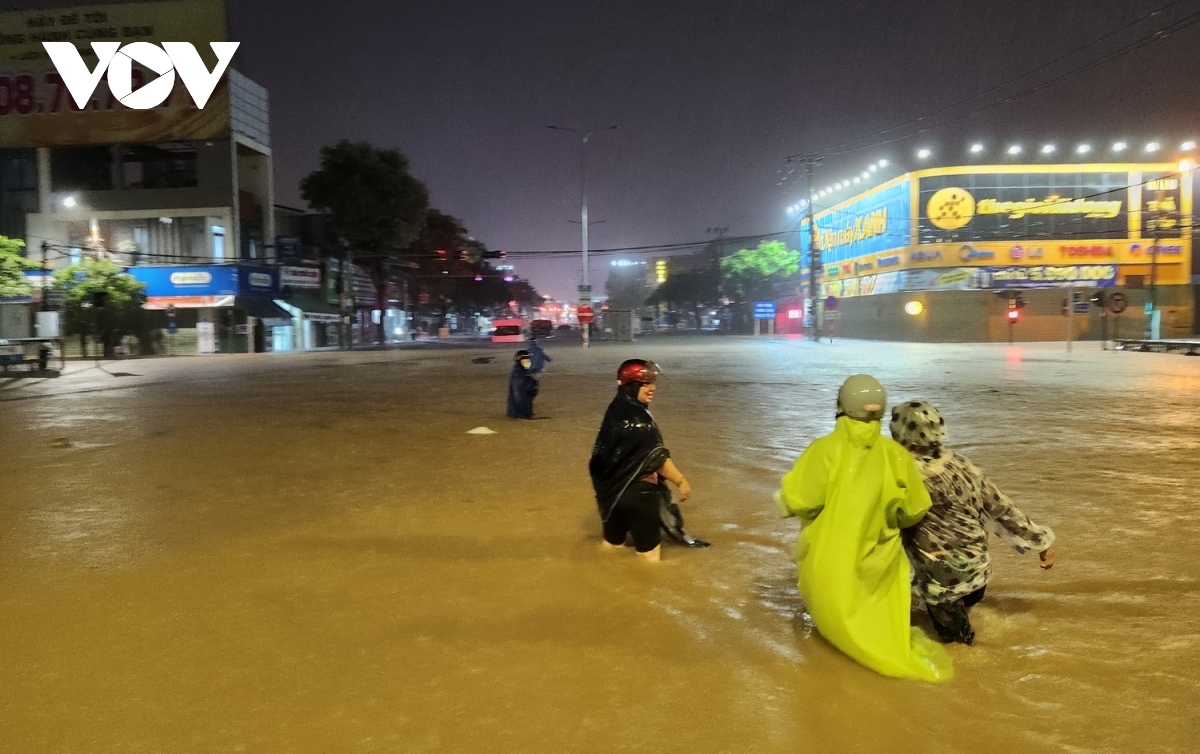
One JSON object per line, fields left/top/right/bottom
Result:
{"left": 1145, "top": 142, "right": 1161, "bottom": 153}
{"left": 1041, "top": 144, "right": 1055, "bottom": 154}
{"left": 1112, "top": 141, "right": 1127, "bottom": 152}
{"left": 853, "top": 177, "right": 861, "bottom": 184}
{"left": 1076, "top": 144, "right": 1092, "bottom": 154}
{"left": 1007, "top": 145, "right": 1022, "bottom": 155}
{"left": 825, "top": 186, "right": 833, "bottom": 193}
{"left": 904, "top": 301, "right": 924, "bottom": 316}
{"left": 970, "top": 143, "right": 984, "bottom": 153}
{"left": 787, "top": 206, "right": 796, "bottom": 215}
{"left": 878, "top": 159, "right": 889, "bottom": 167}
{"left": 1182, "top": 140, "right": 1197, "bottom": 151}
{"left": 917, "top": 148, "right": 931, "bottom": 159}
{"left": 868, "top": 164, "right": 877, "bottom": 172}
{"left": 1179, "top": 158, "right": 1196, "bottom": 172}
{"left": 62, "top": 196, "right": 77, "bottom": 208}
{"left": 810, "top": 194, "right": 818, "bottom": 201}
{"left": 861, "top": 171, "right": 869, "bottom": 179}
{"left": 819, "top": 190, "right": 826, "bottom": 197}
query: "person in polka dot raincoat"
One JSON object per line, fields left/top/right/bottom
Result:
{"left": 890, "top": 400, "right": 1057, "bottom": 646}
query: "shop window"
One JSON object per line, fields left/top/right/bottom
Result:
{"left": 119, "top": 143, "right": 198, "bottom": 189}
{"left": 51, "top": 146, "right": 113, "bottom": 192}
{"left": 212, "top": 225, "right": 226, "bottom": 261}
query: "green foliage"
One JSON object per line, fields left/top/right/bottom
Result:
{"left": 719, "top": 240, "right": 800, "bottom": 301}
{"left": 647, "top": 268, "right": 719, "bottom": 309}
{"left": 300, "top": 141, "right": 430, "bottom": 253}
{"left": 51, "top": 258, "right": 147, "bottom": 341}
{"left": 0, "top": 235, "right": 37, "bottom": 299}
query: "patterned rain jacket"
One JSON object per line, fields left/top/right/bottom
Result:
{"left": 890, "top": 400, "right": 1055, "bottom": 606}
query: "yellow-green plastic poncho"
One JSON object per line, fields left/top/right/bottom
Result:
{"left": 775, "top": 415, "right": 954, "bottom": 682}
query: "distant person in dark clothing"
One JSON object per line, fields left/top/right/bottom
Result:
{"left": 528, "top": 337, "right": 552, "bottom": 376}
{"left": 506, "top": 349, "right": 539, "bottom": 419}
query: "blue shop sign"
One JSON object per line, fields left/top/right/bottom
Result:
{"left": 238, "top": 265, "right": 279, "bottom": 296}
{"left": 127, "top": 265, "right": 238, "bottom": 297}
{"left": 801, "top": 180, "right": 911, "bottom": 265}
{"left": 983, "top": 265, "right": 1118, "bottom": 289}
{"left": 753, "top": 301, "right": 776, "bottom": 320}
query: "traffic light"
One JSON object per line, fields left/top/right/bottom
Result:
{"left": 481, "top": 249, "right": 507, "bottom": 259}
{"left": 1014, "top": 293, "right": 1026, "bottom": 309}
{"left": 1007, "top": 307, "right": 1019, "bottom": 323}
{"left": 1007, "top": 297, "right": 1020, "bottom": 323}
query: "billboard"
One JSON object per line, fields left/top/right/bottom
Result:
{"left": 801, "top": 179, "right": 911, "bottom": 265}
{"left": 0, "top": 0, "right": 229, "bottom": 148}
{"left": 917, "top": 169, "right": 1133, "bottom": 243}
{"left": 127, "top": 264, "right": 237, "bottom": 297}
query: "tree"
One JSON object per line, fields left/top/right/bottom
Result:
{"left": 0, "top": 235, "right": 36, "bottom": 299}
{"left": 301, "top": 140, "right": 430, "bottom": 343}
{"left": 720, "top": 240, "right": 800, "bottom": 302}
{"left": 648, "top": 268, "right": 720, "bottom": 328}
{"left": 51, "top": 259, "right": 147, "bottom": 358}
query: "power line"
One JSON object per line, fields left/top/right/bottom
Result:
{"left": 793, "top": 0, "right": 1195, "bottom": 161}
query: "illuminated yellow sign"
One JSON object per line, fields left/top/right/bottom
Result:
{"left": 927, "top": 187, "right": 975, "bottom": 230}
{"left": 654, "top": 259, "right": 667, "bottom": 284}
{"left": 977, "top": 196, "right": 1123, "bottom": 220}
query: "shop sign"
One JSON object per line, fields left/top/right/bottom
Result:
{"left": 238, "top": 265, "right": 278, "bottom": 295}
{"left": 902, "top": 268, "right": 979, "bottom": 292}
{"left": 983, "top": 265, "right": 1118, "bottom": 289}
{"left": 802, "top": 180, "right": 911, "bottom": 264}
{"left": 854, "top": 260, "right": 874, "bottom": 273}
{"left": 875, "top": 255, "right": 900, "bottom": 267}
{"left": 128, "top": 264, "right": 237, "bottom": 297}
{"left": 918, "top": 170, "right": 1131, "bottom": 243}
{"left": 280, "top": 265, "right": 321, "bottom": 289}
{"left": 910, "top": 250, "right": 942, "bottom": 262}
{"left": 1008, "top": 244, "right": 1045, "bottom": 260}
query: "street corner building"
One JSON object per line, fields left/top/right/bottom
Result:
{"left": 0, "top": 0, "right": 352, "bottom": 354}
{"left": 776, "top": 163, "right": 1195, "bottom": 342}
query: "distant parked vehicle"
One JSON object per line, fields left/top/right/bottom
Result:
{"left": 556, "top": 324, "right": 574, "bottom": 332}
{"left": 491, "top": 319, "right": 525, "bottom": 343}
{"left": 530, "top": 319, "right": 554, "bottom": 339}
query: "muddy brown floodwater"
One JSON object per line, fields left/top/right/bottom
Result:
{"left": 1, "top": 338, "right": 1197, "bottom": 753}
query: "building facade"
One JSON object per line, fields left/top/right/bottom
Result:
{"left": 0, "top": 0, "right": 281, "bottom": 353}
{"left": 782, "top": 163, "right": 1195, "bottom": 341}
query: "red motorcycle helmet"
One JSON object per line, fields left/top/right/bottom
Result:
{"left": 617, "top": 359, "right": 662, "bottom": 386}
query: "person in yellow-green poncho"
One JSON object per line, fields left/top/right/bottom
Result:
{"left": 775, "top": 375, "right": 954, "bottom": 682}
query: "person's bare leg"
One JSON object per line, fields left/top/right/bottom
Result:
{"left": 636, "top": 545, "right": 661, "bottom": 562}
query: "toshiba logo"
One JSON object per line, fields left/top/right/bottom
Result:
{"left": 1060, "top": 246, "right": 1113, "bottom": 257}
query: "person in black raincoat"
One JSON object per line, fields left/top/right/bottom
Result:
{"left": 588, "top": 359, "right": 704, "bottom": 561}
{"left": 506, "top": 350, "right": 539, "bottom": 419}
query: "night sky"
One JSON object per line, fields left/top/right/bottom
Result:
{"left": 13, "top": 0, "right": 1200, "bottom": 300}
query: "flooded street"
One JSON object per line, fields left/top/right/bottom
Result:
{"left": 2, "top": 338, "right": 1197, "bottom": 753}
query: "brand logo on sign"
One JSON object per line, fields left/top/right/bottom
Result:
{"left": 170, "top": 272, "right": 212, "bottom": 286}
{"left": 42, "top": 41, "right": 240, "bottom": 110}
{"left": 248, "top": 272, "right": 271, "bottom": 288}
{"left": 1061, "top": 245, "right": 1114, "bottom": 257}
{"left": 875, "top": 255, "right": 901, "bottom": 267}
{"left": 1010, "top": 245, "right": 1025, "bottom": 260}
{"left": 1130, "top": 243, "right": 1183, "bottom": 256}
{"left": 959, "top": 245, "right": 995, "bottom": 262}
{"left": 910, "top": 250, "right": 942, "bottom": 262}
{"left": 927, "top": 187, "right": 976, "bottom": 230}
{"left": 854, "top": 260, "right": 874, "bottom": 273}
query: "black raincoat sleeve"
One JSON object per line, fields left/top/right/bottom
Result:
{"left": 588, "top": 388, "right": 670, "bottom": 516}
{"left": 506, "top": 364, "right": 539, "bottom": 419}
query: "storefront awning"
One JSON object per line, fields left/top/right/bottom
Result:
{"left": 237, "top": 296, "right": 292, "bottom": 325}
{"left": 276, "top": 295, "right": 342, "bottom": 323}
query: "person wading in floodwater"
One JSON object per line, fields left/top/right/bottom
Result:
{"left": 589, "top": 360, "right": 693, "bottom": 562}
{"left": 775, "top": 375, "right": 953, "bottom": 682}
{"left": 506, "top": 349, "right": 539, "bottom": 419}
{"left": 890, "top": 400, "right": 1056, "bottom": 646}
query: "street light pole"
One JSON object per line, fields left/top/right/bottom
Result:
{"left": 796, "top": 157, "right": 823, "bottom": 341}
{"left": 548, "top": 124, "right": 618, "bottom": 348}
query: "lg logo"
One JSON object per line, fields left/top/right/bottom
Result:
{"left": 42, "top": 41, "right": 239, "bottom": 110}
